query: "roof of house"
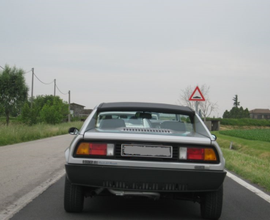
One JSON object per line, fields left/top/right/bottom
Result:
{"left": 250, "top": 109, "right": 270, "bottom": 114}
{"left": 70, "top": 103, "right": 85, "bottom": 107}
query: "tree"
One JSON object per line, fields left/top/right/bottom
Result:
{"left": 177, "top": 84, "right": 218, "bottom": 121}
{"left": 0, "top": 65, "right": 29, "bottom": 125}
{"left": 233, "top": 95, "right": 240, "bottom": 108}
{"left": 21, "top": 95, "right": 69, "bottom": 125}
{"left": 40, "top": 96, "right": 69, "bottom": 124}
{"left": 223, "top": 110, "right": 230, "bottom": 118}
{"left": 223, "top": 95, "right": 250, "bottom": 118}
{"left": 222, "top": 107, "right": 250, "bottom": 118}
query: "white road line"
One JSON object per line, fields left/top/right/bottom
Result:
{"left": 0, "top": 170, "right": 65, "bottom": 220}
{"left": 227, "top": 171, "right": 270, "bottom": 203}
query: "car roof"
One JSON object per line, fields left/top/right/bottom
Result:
{"left": 97, "top": 102, "right": 194, "bottom": 115}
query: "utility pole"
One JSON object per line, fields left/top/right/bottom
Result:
{"left": 54, "top": 79, "right": 56, "bottom": 96}
{"left": 68, "top": 90, "right": 71, "bottom": 122}
{"left": 31, "top": 68, "right": 34, "bottom": 108}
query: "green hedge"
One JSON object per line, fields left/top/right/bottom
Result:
{"left": 220, "top": 118, "right": 270, "bottom": 126}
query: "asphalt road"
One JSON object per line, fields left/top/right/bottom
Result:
{"left": 1, "top": 135, "right": 270, "bottom": 220}
{"left": 10, "top": 176, "right": 270, "bottom": 220}
{"left": 0, "top": 135, "right": 74, "bottom": 214}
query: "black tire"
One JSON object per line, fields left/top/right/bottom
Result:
{"left": 200, "top": 185, "right": 223, "bottom": 220}
{"left": 64, "top": 175, "right": 84, "bottom": 213}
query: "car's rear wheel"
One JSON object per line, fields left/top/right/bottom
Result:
{"left": 64, "top": 175, "right": 84, "bottom": 213}
{"left": 200, "top": 185, "right": 223, "bottom": 220}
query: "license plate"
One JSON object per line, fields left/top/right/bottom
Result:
{"left": 121, "top": 144, "right": 172, "bottom": 158}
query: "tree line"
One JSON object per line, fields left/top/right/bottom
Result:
{"left": 0, "top": 65, "right": 69, "bottom": 125}
{"left": 1, "top": 65, "right": 251, "bottom": 126}
{"left": 222, "top": 95, "right": 250, "bottom": 119}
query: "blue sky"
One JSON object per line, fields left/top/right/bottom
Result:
{"left": 1, "top": 0, "right": 270, "bottom": 117}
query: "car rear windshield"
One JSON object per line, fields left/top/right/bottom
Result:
{"left": 95, "top": 111, "right": 194, "bottom": 133}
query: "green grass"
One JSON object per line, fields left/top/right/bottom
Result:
{"left": 0, "top": 121, "right": 83, "bottom": 146}
{"left": 220, "top": 129, "right": 270, "bottom": 142}
{"left": 222, "top": 148, "right": 270, "bottom": 189}
{"left": 213, "top": 130, "right": 270, "bottom": 191}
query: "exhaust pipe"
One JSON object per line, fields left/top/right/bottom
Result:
{"left": 108, "top": 189, "right": 160, "bottom": 200}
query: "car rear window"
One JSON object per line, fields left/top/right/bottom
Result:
{"left": 95, "top": 111, "right": 194, "bottom": 133}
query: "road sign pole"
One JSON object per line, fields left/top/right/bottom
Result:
{"left": 195, "top": 101, "right": 199, "bottom": 114}
{"left": 31, "top": 68, "right": 34, "bottom": 108}
{"left": 68, "top": 90, "right": 71, "bottom": 123}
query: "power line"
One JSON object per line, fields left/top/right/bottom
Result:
{"left": 33, "top": 71, "right": 68, "bottom": 95}
{"left": 34, "top": 73, "right": 54, "bottom": 85}
{"left": 56, "top": 83, "right": 68, "bottom": 95}
{"left": 25, "top": 69, "right": 32, "bottom": 74}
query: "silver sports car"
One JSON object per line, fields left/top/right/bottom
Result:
{"left": 64, "top": 102, "right": 226, "bottom": 219}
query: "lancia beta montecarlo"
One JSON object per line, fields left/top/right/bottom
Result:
{"left": 64, "top": 102, "right": 226, "bottom": 219}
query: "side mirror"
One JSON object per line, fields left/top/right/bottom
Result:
{"left": 211, "top": 134, "right": 217, "bottom": 141}
{"left": 68, "top": 127, "right": 79, "bottom": 135}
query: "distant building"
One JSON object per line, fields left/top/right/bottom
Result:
{"left": 82, "top": 109, "right": 92, "bottom": 116}
{"left": 70, "top": 103, "right": 92, "bottom": 117}
{"left": 70, "top": 103, "right": 85, "bottom": 117}
{"left": 250, "top": 109, "right": 270, "bottom": 120}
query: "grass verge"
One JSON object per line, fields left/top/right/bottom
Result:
{"left": 0, "top": 121, "right": 83, "bottom": 146}
{"left": 213, "top": 131, "right": 270, "bottom": 192}
{"left": 220, "top": 129, "right": 270, "bottom": 142}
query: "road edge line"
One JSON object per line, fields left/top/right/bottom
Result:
{"left": 227, "top": 170, "right": 270, "bottom": 203}
{"left": 0, "top": 169, "right": 65, "bottom": 220}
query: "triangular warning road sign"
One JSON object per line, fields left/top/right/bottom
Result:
{"left": 189, "top": 86, "right": 205, "bottom": 101}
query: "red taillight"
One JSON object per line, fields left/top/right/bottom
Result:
{"left": 187, "top": 148, "right": 204, "bottom": 160}
{"left": 76, "top": 143, "right": 114, "bottom": 156}
{"left": 180, "top": 147, "right": 217, "bottom": 161}
{"left": 89, "top": 143, "right": 107, "bottom": 155}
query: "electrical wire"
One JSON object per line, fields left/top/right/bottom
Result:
{"left": 34, "top": 73, "right": 54, "bottom": 85}
{"left": 56, "top": 84, "right": 68, "bottom": 95}
{"left": 1, "top": 66, "right": 70, "bottom": 97}
{"left": 33, "top": 71, "right": 68, "bottom": 95}
{"left": 25, "top": 69, "right": 32, "bottom": 74}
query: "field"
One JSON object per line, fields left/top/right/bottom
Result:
{"left": 0, "top": 121, "right": 84, "bottom": 146}
{"left": 220, "top": 129, "right": 270, "bottom": 142}
{"left": 213, "top": 127, "right": 270, "bottom": 192}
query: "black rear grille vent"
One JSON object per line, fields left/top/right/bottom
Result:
{"left": 103, "top": 181, "right": 188, "bottom": 191}
{"left": 122, "top": 128, "right": 172, "bottom": 134}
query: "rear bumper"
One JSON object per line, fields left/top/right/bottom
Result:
{"left": 65, "top": 164, "right": 226, "bottom": 192}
